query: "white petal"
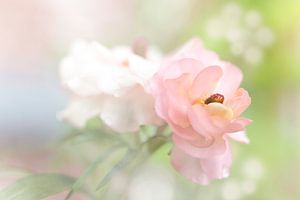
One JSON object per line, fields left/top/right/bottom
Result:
{"left": 228, "top": 131, "right": 250, "bottom": 144}
{"left": 95, "top": 64, "right": 138, "bottom": 96}
{"left": 59, "top": 40, "right": 162, "bottom": 132}
{"left": 60, "top": 40, "right": 142, "bottom": 97}
{"left": 100, "top": 86, "right": 162, "bottom": 133}
{"left": 59, "top": 96, "right": 104, "bottom": 128}
{"left": 60, "top": 40, "right": 115, "bottom": 96}
{"left": 128, "top": 54, "right": 160, "bottom": 86}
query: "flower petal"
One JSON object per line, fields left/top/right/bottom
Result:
{"left": 226, "top": 88, "right": 251, "bottom": 117}
{"left": 170, "top": 146, "right": 210, "bottom": 185}
{"left": 215, "top": 63, "right": 243, "bottom": 99}
{"left": 60, "top": 40, "right": 139, "bottom": 97}
{"left": 59, "top": 96, "right": 104, "bottom": 128}
{"left": 173, "top": 38, "right": 220, "bottom": 66}
{"left": 173, "top": 134, "right": 227, "bottom": 158}
{"left": 200, "top": 143, "right": 232, "bottom": 180}
{"left": 188, "top": 105, "right": 220, "bottom": 136}
{"left": 159, "top": 58, "right": 204, "bottom": 81}
{"left": 206, "top": 103, "right": 233, "bottom": 120}
{"left": 170, "top": 124, "right": 200, "bottom": 140}
{"left": 100, "top": 86, "right": 162, "bottom": 132}
{"left": 190, "top": 66, "right": 223, "bottom": 100}
{"left": 226, "top": 118, "right": 252, "bottom": 133}
{"left": 170, "top": 144, "right": 231, "bottom": 185}
{"left": 228, "top": 131, "right": 250, "bottom": 144}
{"left": 128, "top": 54, "right": 160, "bottom": 85}
{"left": 164, "top": 74, "right": 192, "bottom": 127}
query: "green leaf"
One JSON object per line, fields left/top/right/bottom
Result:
{"left": 65, "top": 144, "right": 125, "bottom": 200}
{"left": 96, "top": 149, "right": 138, "bottom": 190}
{"left": 0, "top": 173, "right": 75, "bottom": 200}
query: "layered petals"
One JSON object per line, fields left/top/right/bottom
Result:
{"left": 190, "top": 66, "right": 223, "bottom": 101}
{"left": 225, "top": 88, "right": 251, "bottom": 117}
{"left": 171, "top": 145, "right": 231, "bottom": 185}
{"left": 173, "top": 134, "right": 227, "bottom": 159}
{"left": 150, "top": 38, "right": 252, "bottom": 184}
{"left": 215, "top": 62, "right": 243, "bottom": 98}
{"left": 100, "top": 86, "right": 161, "bottom": 132}
{"left": 60, "top": 40, "right": 162, "bottom": 132}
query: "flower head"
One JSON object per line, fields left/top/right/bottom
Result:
{"left": 59, "top": 39, "right": 162, "bottom": 132}
{"left": 150, "top": 38, "right": 251, "bottom": 184}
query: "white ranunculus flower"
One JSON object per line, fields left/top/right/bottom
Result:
{"left": 59, "top": 39, "right": 162, "bottom": 132}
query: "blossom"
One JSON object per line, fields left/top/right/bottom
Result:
{"left": 150, "top": 39, "right": 251, "bottom": 184}
{"left": 59, "top": 39, "right": 162, "bottom": 132}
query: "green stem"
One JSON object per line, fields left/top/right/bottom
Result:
{"left": 95, "top": 148, "right": 138, "bottom": 191}
{"left": 64, "top": 143, "right": 125, "bottom": 200}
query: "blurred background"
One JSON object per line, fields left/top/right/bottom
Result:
{"left": 0, "top": 0, "right": 299, "bottom": 199}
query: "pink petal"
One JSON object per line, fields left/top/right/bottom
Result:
{"left": 159, "top": 58, "right": 204, "bottom": 81}
{"left": 154, "top": 95, "right": 170, "bottom": 121}
{"left": 172, "top": 134, "right": 227, "bottom": 158}
{"left": 168, "top": 106, "right": 190, "bottom": 127}
{"left": 200, "top": 143, "right": 232, "bottom": 180}
{"left": 173, "top": 125, "right": 214, "bottom": 148}
{"left": 151, "top": 77, "right": 171, "bottom": 121}
{"left": 215, "top": 63, "right": 243, "bottom": 99}
{"left": 210, "top": 116, "right": 231, "bottom": 133}
{"left": 188, "top": 105, "right": 220, "bottom": 136}
{"left": 170, "top": 124, "right": 201, "bottom": 140}
{"left": 170, "top": 144, "right": 232, "bottom": 185}
{"left": 226, "top": 118, "right": 252, "bottom": 132}
{"left": 170, "top": 146, "right": 210, "bottom": 185}
{"left": 226, "top": 88, "right": 251, "bottom": 117}
{"left": 173, "top": 38, "right": 220, "bottom": 66}
{"left": 174, "top": 38, "right": 204, "bottom": 57}
{"left": 164, "top": 74, "right": 192, "bottom": 127}
{"left": 190, "top": 66, "right": 223, "bottom": 100}
{"left": 164, "top": 73, "right": 192, "bottom": 102}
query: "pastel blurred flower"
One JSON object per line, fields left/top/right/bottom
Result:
{"left": 59, "top": 39, "right": 162, "bottom": 132}
{"left": 221, "top": 179, "right": 243, "bottom": 200}
{"left": 150, "top": 39, "right": 251, "bottom": 184}
{"left": 127, "top": 164, "right": 175, "bottom": 200}
{"left": 206, "top": 2, "right": 274, "bottom": 65}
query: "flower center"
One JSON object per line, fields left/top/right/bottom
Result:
{"left": 204, "top": 93, "right": 224, "bottom": 104}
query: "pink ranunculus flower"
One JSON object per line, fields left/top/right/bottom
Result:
{"left": 59, "top": 39, "right": 162, "bottom": 132}
{"left": 150, "top": 38, "right": 251, "bottom": 185}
